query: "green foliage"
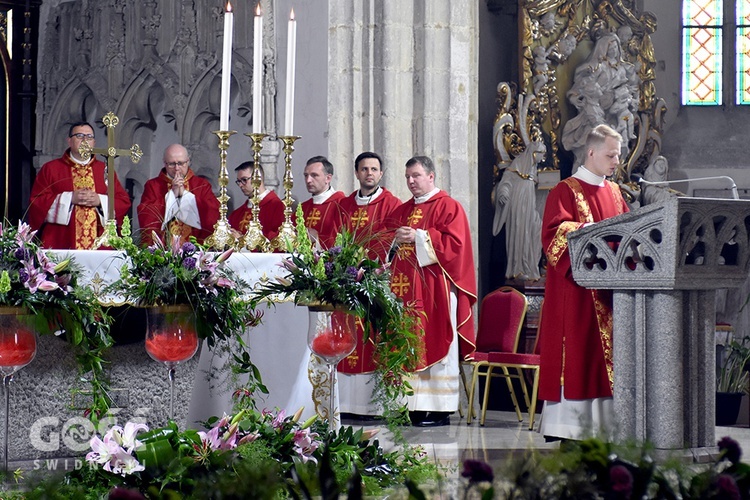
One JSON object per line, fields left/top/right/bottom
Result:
{"left": 0, "top": 220, "right": 114, "bottom": 422}
{"left": 252, "top": 206, "right": 422, "bottom": 439}
{"left": 718, "top": 335, "right": 750, "bottom": 394}
{"left": 107, "top": 217, "right": 267, "bottom": 403}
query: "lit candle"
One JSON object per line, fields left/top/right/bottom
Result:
{"left": 220, "top": 1, "right": 234, "bottom": 131}
{"left": 253, "top": 3, "right": 263, "bottom": 134}
{"left": 284, "top": 9, "right": 297, "bottom": 136}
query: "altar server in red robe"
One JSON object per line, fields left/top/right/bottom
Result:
{"left": 138, "top": 144, "right": 220, "bottom": 246}
{"left": 538, "top": 124, "right": 629, "bottom": 440}
{"left": 389, "top": 155, "right": 477, "bottom": 427}
{"left": 228, "top": 161, "right": 286, "bottom": 243}
{"left": 300, "top": 156, "right": 345, "bottom": 249}
{"left": 337, "top": 152, "right": 402, "bottom": 417}
{"left": 28, "top": 122, "right": 132, "bottom": 249}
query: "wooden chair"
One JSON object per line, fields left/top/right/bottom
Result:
{"left": 466, "top": 286, "right": 539, "bottom": 428}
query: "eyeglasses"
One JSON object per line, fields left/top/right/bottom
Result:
{"left": 70, "top": 133, "right": 95, "bottom": 140}
{"left": 235, "top": 177, "right": 253, "bottom": 186}
{"left": 165, "top": 161, "right": 189, "bottom": 168}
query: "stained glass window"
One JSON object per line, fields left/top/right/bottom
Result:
{"left": 682, "top": 0, "right": 723, "bottom": 105}
{"left": 736, "top": 1, "right": 750, "bottom": 103}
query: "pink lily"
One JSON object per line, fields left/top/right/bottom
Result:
{"left": 216, "top": 248, "right": 234, "bottom": 263}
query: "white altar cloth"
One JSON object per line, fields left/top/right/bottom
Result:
{"left": 48, "top": 250, "right": 326, "bottom": 426}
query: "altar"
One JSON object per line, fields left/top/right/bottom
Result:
{"left": 7, "top": 250, "right": 328, "bottom": 462}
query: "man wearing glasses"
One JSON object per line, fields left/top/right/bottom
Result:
{"left": 228, "top": 161, "right": 286, "bottom": 244}
{"left": 28, "top": 122, "right": 132, "bottom": 249}
{"left": 137, "top": 144, "right": 219, "bottom": 246}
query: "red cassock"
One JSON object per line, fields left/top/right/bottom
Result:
{"left": 388, "top": 191, "right": 477, "bottom": 370}
{"left": 28, "top": 151, "right": 132, "bottom": 249}
{"left": 337, "top": 188, "right": 402, "bottom": 374}
{"left": 228, "top": 190, "right": 287, "bottom": 243}
{"left": 300, "top": 191, "right": 346, "bottom": 249}
{"left": 137, "top": 168, "right": 220, "bottom": 246}
{"left": 538, "top": 177, "right": 629, "bottom": 402}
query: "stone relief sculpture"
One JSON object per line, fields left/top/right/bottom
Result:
{"left": 492, "top": 89, "right": 544, "bottom": 281}
{"left": 561, "top": 31, "right": 638, "bottom": 166}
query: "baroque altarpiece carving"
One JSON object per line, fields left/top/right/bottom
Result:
{"left": 492, "top": 0, "right": 667, "bottom": 281}
{"left": 35, "top": 0, "right": 279, "bottom": 229}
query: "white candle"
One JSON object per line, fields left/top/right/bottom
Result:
{"left": 253, "top": 3, "right": 263, "bottom": 134}
{"left": 220, "top": 1, "right": 234, "bottom": 131}
{"left": 284, "top": 9, "right": 297, "bottom": 136}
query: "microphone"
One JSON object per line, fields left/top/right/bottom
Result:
{"left": 629, "top": 173, "right": 739, "bottom": 200}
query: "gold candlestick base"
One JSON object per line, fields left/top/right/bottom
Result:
{"left": 270, "top": 135, "right": 301, "bottom": 252}
{"left": 206, "top": 130, "right": 238, "bottom": 251}
{"left": 243, "top": 132, "right": 270, "bottom": 252}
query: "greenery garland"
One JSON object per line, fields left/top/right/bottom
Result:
{"left": 0, "top": 220, "right": 114, "bottom": 422}
{"left": 251, "top": 206, "right": 422, "bottom": 435}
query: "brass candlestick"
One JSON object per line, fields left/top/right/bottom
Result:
{"left": 205, "top": 130, "right": 237, "bottom": 251}
{"left": 242, "top": 132, "right": 270, "bottom": 252}
{"left": 271, "top": 135, "right": 301, "bottom": 251}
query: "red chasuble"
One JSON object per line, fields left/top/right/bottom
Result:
{"left": 538, "top": 177, "right": 628, "bottom": 402}
{"left": 300, "top": 191, "right": 346, "bottom": 249}
{"left": 388, "top": 191, "right": 477, "bottom": 370}
{"left": 337, "top": 188, "right": 402, "bottom": 374}
{"left": 228, "top": 190, "right": 286, "bottom": 243}
{"left": 137, "top": 168, "right": 220, "bottom": 246}
{"left": 28, "top": 151, "right": 131, "bottom": 249}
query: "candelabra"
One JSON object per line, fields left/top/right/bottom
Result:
{"left": 271, "top": 135, "right": 300, "bottom": 251}
{"left": 242, "top": 132, "right": 270, "bottom": 252}
{"left": 205, "top": 130, "right": 237, "bottom": 251}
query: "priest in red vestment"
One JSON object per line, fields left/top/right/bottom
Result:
{"left": 389, "top": 155, "right": 477, "bottom": 427}
{"left": 28, "top": 122, "right": 132, "bottom": 249}
{"left": 137, "top": 144, "right": 220, "bottom": 246}
{"left": 228, "top": 161, "right": 286, "bottom": 244}
{"left": 337, "top": 152, "right": 402, "bottom": 418}
{"left": 300, "top": 156, "right": 345, "bottom": 249}
{"left": 538, "top": 124, "right": 629, "bottom": 440}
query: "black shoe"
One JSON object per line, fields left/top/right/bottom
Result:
{"left": 409, "top": 410, "right": 428, "bottom": 425}
{"left": 414, "top": 411, "right": 451, "bottom": 427}
{"left": 340, "top": 412, "right": 383, "bottom": 423}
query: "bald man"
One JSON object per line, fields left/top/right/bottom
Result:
{"left": 137, "top": 144, "right": 220, "bottom": 246}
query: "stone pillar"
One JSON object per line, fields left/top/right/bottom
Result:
{"left": 327, "top": 0, "right": 478, "bottom": 247}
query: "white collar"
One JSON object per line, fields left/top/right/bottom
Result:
{"left": 312, "top": 186, "right": 336, "bottom": 204}
{"left": 245, "top": 189, "right": 270, "bottom": 207}
{"left": 68, "top": 152, "right": 91, "bottom": 166}
{"left": 355, "top": 186, "right": 382, "bottom": 205}
{"left": 414, "top": 187, "right": 440, "bottom": 204}
{"left": 572, "top": 166, "right": 606, "bottom": 187}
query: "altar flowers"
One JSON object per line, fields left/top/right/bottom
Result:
{"left": 0, "top": 220, "right": 114, "bottom": 421}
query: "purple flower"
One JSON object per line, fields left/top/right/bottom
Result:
{"left": 324, "top": 262, "right": 334, "bottom": 276}
{"left": 461, "top": 459, "right": 494, "bottom": 483}
{"left": 715, "top": 474, "right": 741, "bottom": 500}
{"left": 346, "top": 266, "right": 358, "bottom": 278}
{"left": 13, "top": 248, "right": 30, "bottom": 261}
{"left": 181, "top": 242, "right": 196, "bottom": 255}
{"left": 108, "top": 487, "right": 146, "bottom": 500}
{"left": 18, "top": 269, "right": 29, "bottom": 283}
{"left": 609, "top": 464, "right": 633, "bottom": 495}
{"left": 293, "top": 428, "right": 320, "bottom": 464}
{"left": 718, "top": 436, "right": 742, "bottom": 464}
{"left": 183, "top": 257, "right": 197, "bottom": 270}
{"left": 328, "top": 246, "right": 342, "bottom": 256}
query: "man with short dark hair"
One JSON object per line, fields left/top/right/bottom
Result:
{"left": 338, "top": 152, "right": 402, "bottom": 416}
{"left": 28, "top": 122, "right": 131, "bottom": 249}
{"left": 301, "top": 155, "right": 345, "bottom": 248}
{"left": 388, "top": 155, "right": 477, "bottom": 427}
{"left": 138, "top": 144, "right": 219, "bottom": 246}
{"left": 228, "top": 161, "right": 285, "bottom": 242}
{"left": 538, "top": 123, "right": 629, "bottom": 440}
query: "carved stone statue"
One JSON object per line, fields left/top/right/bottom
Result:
{"left": 641, "top": 155, "right": 681, "bottom": 206}
{"left": 562, "top": 32, "right": 639, "bottom": 166}
{"left": 492, "top": 137, "right": 546, "bottom": 281}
